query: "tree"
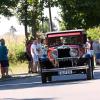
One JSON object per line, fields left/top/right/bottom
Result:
{"left": 87, "top": 26, "right": 100, "bottom": 40}
{"left": 0, "top": 0, "right": 19, "bottom": 17}
{"left": 17, "top": 0, "right": 44, "bottom": 39}
{"left": 43, "top": 0, "right": 58, "bottom": 31}
{"left": 57, "top": 0, "right": 100, "bottom": 29}
{"left": 39, "top": 17, "right": 50, "bottom": 33}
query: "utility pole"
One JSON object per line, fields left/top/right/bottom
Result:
{"left": 48, "top": 0, "right": 53, "bottom": 31}
{"left": 40, "top": 0, "right": 44, "bottom": 33}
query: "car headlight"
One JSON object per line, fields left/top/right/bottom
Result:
{"left": 52, "top": 50, "right": 58, "bottom": 59}
{"left": 70, "top": 48, "right": 78, "bottom": 57}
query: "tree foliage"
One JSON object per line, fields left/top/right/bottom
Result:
{"left": 0, "top": 0, "right": 19, "bottom": 17}
{"left": 16, "top": 0, "right": 44, "bottom": 39}
{"left": 87, "top": 26, "right": 100, "bottom": 40}
{"left": 57, "top": 0, "right": 100, "bottom": 30}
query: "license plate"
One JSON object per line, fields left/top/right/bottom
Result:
{"left": 59, "top": 69, "right": 72, "bottom": 75}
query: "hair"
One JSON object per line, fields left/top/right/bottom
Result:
{"left": 88, "top": 37, "right": 92, "bottom": 40}
{"left": 0, "top": 38, "right": 5, "bottom": 45}
{"left": 41, "top": 39, "right": 44, "bottom": 44}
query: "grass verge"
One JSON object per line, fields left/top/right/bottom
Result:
{"left": 9, "top": 62, "right": 28, "bottom": 75}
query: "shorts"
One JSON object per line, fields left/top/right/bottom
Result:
{"left": 32, "top": 55, "right": 39, "bottom": 62}
{"left": 26, "top": 54, "right": 32, "bottom": 61}
{"left": 0, "top": 60, "right": 9, "bottom": 67}
{"left": 85, "top": 54, "right": 91, "bottom": 58}
{"left": 87, "top": 50, "right": 94, "bottom": 56}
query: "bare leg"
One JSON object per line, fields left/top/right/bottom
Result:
{"left": 32, "top": 60, "right": 37, "bottom": 73}
{"left": 1, "top": 67, "right": 5, "bottom": 78}
{"left": 28, "top": 61, "right": 33, "bottom": 73}
{"left": 5, "top": 67, "right": 9, "bottom": 76}
{"left": 30, "top": 61, "right": 34, "bottom": 72}
{"left": 35, "top": 61, "right": 40, "bottom": 73}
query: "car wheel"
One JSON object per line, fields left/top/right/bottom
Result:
{"left": 41, "top": 74, "right": 47, "bottom": 83}
{"left": 86, "top": 59, "right": 94, "bottom": 80}
{"left": 86, "top": 68, "right": 93, "bottom": 80}
{"left": 47, "top": 76, "right": 52, "bottom": 82}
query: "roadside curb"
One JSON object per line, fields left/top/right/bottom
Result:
{"left": 94, "top": 65, "right": 100, "bottom": 70}
{"left": 0, "top": 73, "right": 39, "bottom": 82}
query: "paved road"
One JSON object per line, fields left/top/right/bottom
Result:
{"left": 0, "top": 66, "right": 100, "bottom": 100}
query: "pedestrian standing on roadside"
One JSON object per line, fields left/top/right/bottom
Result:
{"left": 93, "top": 39, "right": 100, "bottom": 65}
{"left": 41, "top": 39, "right": 48, "bottom": 57}
{"left": 36, "top": 38, "right": 42, "bottom": 58}
{"left": 36, "top": 38, "right": 43, "bottom": 72}
{"left": 31, "top": 39, "right": 39, "bottom": 73}
{"left": 26, "top": 39, "right": 33, "bottom": 73}
{"left": 0, "top": 39, "right": 11, "bottom": 78}
{"left": 0, "top": 40, "right": 2, "bottom": 76}
{"left": 87, "top": 37, "right": 96, "bottom": 67}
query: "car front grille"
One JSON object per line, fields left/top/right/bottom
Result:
{"left": 58, "top": 48, "right": 70, "bottom": 58}
{"left": 57, "top": 48, "right": 76, "bottom": 67}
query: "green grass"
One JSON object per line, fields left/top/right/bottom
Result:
{"left": 0, "top": 34, "right": 29, "bottom": 76}
{"left": 9, "top": 62, "right": 28, "bottom": 75}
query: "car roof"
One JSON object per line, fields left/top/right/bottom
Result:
{"left": 46, "top": 29, "right": 85, "bottom": 35}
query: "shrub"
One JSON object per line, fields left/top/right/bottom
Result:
{"left": 87, "top": 26, "right": 100, "bottom": 40}
{"left": 8, "top": 43, "right": 26, "bottom": 64}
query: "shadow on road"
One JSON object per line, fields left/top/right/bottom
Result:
{"left": 0, "top": 68, "right": 100, "bottom": 90}
{"left": 0, "top": 74, "right": 90, "bottom": 90}
{"left": 94, "top": 70, "right": 100, "bottom": 79}
{"left": 1, "top": 98, "right": 54, "bottom": 100}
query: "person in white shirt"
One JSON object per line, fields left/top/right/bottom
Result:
{"left": 85, "top": 38, "right": 94, "bottom": 56}
{"left": 84, "top": 39, "right": 93, "bottom": 61}
{"left": 31, "top": 39, "right": 39, "bottom": 73}
{"left": 85, "top": 41, "right": 91, "bottom": 54}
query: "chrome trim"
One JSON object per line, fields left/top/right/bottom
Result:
{"left": 41, "top": 66, "right": 88, "bottom": 72}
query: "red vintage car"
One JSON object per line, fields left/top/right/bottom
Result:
{"left": 40, "top": 29, "right": 94, "bottom": 83}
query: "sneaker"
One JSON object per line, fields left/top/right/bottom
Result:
{"left": 5, "top": 75, "right": 12, "bottom": 78}
{"left": 1, "top": 75, "right": 6, "bottom": 79}
{"left": 28, "top": 70, "right": 32, "bottom": 73}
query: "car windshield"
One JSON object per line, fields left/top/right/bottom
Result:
{"left": 47, "top": 35, "right": 82, "bottom": 47}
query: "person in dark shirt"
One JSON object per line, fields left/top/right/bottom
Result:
{"left": 26, "top": 39, "right": 33, "bottom": 73}
{"left": 0, "top": 39, "right": 10, "bottom": 78}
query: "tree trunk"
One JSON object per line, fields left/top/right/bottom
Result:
{"left": 24, "top": 0, "right": 28, "bottom": 43}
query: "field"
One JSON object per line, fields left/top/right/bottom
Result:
{"left": 0, "top": 62, "right": 28, "bottom": 78}
{"left": 0, "top": 33, "right": 29, "bottom": 76}
{"left": 0, "top": 33, "right": 25, "bottom": 46}
{"left": 9, "top": 62, "right": 28, "bottom": 75}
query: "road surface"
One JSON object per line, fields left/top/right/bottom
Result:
{"left": 0, "top": 66, "right": 100, "bottom": 100}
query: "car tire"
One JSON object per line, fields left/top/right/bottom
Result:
{"left": 41, "top": 74, "right": 47, "bottom": 83}
{"left": 47, "top": 75, "right": 52, "bottom": 82}
{"left": 86, "top": 59, "right": 94, "bottom": 80}
{"left": 86, "top": 68, "right": 93, "bottom": 80}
